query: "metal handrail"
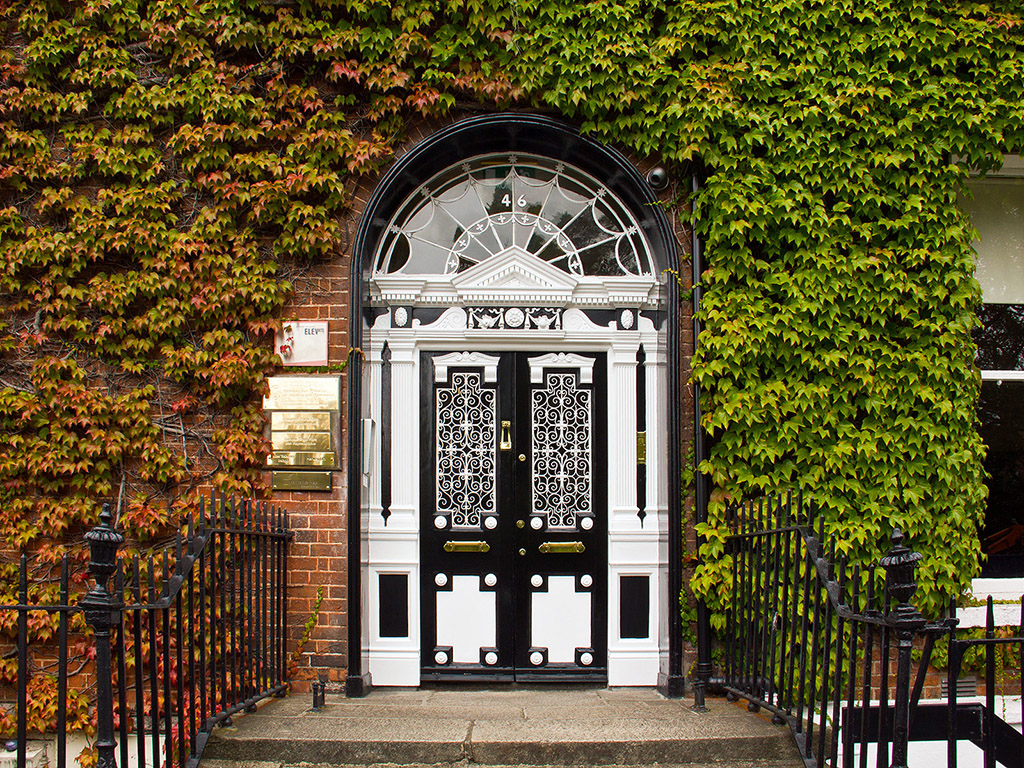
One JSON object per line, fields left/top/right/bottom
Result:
{"left": 4, "top": 493, "right": 292, "bottom": 768}
{"left": 722, "top": 491, "right": 1024, "bottom": 768}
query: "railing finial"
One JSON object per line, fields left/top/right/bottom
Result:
{"left": 878, "top": 527, "right": 926, "bottom": 768}
{"left": 84, "top": 503, "right": 125, "bottom": 593}
{"left": 81, "top": 502, "right": 124, "bottom": 768}
{"left": 880, "top": 527, "right": 923, "bottom": 610}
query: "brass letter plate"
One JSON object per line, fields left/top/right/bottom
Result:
{"left": 272, "top": 431, "right": 333, "bottom": 452}
{"left": 264, "top": 376, "right": 340, "bottom": 411}
{"left": 636, "top": 431, "right": 647, "bottom": 465}
{"left": 272, "top": 471, "right": 332, "bottom": 491}
{"left": 266, "top": 451, "right": 336, "bottom": 468}
{"left": 443, "top": 541, "right": 491, "bottom": 553}
{"left": 272, "top": 411, "right": 332, "bottom": 431}
{"left": 539, "top": 541, "right": 585, "bottom": 554}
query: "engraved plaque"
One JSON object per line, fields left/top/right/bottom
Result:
{"left": 272, "top": 411, "right": 331, "bottom": 431}
{"left": 264, "top": 376, "right": 340, "bottom": 411}
{"left": 266, "top": 451, "right": 336, "bottom": 468}
{"left": 273, "top": 471, "right": 332, "bottom": 491}
{"left": 272, "top": 431, "right": 333, "bottom": 452}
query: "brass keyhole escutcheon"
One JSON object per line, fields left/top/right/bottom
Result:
{"left": 516, "top": 520, "right": 525, "bottom": 529}
{"left": 518, "top": 453, "right": 526, "bottom": 462}
{"left": 518, "top": 548, "right": 526, "bottom": 556}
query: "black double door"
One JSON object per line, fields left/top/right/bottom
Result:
{"left": 421, "top": 351, "right": 607, "bottom": 680}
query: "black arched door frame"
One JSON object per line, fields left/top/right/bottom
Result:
{"left": 346, "top": 113, "right": 684, "bottom": 696}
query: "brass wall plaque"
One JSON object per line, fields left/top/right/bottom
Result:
{"left": 267, "top": 451, "right": 336, "bottom": 468}
{"left": 272, "top": 431, "right": 333, "bottom": 452}
{"left": 264, "top": 377, "right": 339, "bottom": 475}
{"left": 263, "top": 376, "right": 340, "bottom": 411}
{"left": 272, "top": 471, "right": 332, "bottom": 491}
{"left": 272, "top": 411, "right": 331, "bottom": 431}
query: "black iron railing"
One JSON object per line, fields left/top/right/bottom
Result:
{"left": 3, "top": 494, "right": 291, "bottom": 768}
{"left": 722, "top": 492, "right": 1024, "bottom": 768}
{"left": 944, "top": 597, "right": 1024, "bottom": 768}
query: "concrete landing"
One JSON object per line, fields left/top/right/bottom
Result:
{"left": 202, "top": 688, "right": 801, "bottom": 767}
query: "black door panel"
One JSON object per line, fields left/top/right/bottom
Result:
{"left": 421, "top": 351, "right": 606, "bottom": 681}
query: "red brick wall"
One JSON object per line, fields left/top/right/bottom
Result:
{"left": 266, "top": 179, "right": 363, "bottom": 690}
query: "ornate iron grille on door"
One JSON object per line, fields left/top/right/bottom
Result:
{"left": 435, "top": 371, "right": 496, "bottom": 531}
{"left": 532, "top": 371, "right": 593, "bottom": 531}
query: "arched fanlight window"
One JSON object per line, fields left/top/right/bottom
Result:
{"left": 372, "top": 154, "right": 657, "bottom": 278}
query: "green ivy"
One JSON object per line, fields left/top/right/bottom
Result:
{"left": 500, "top": 0, "right": 1021, "bottom": 620}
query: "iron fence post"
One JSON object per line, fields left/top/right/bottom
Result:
{"left": 880, "top": 528, "right": 925, "bottom": 768}
{"left": 691, "top": 171, "right": 711, "bottom": 708}
{"left": 81, "top": 504, "right": 125, "bottom": 768}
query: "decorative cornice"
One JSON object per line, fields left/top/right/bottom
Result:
{"left": 528, "top": 353, "right": 596, "bottom": 384}
{"left": 432, "top": 351, "right": 501, "bottom": 383}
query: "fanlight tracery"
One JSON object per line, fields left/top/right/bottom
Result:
{"left": 373, "top": 155, "right": 656, "bottom": 278}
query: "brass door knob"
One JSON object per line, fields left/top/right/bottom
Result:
{"left": 518, "top": 548, "right": 526, "bottom": 556}
{"left": 516, "top": 520, "right": 525, "bottom": 529}
{"left": 518, "top": 453, "right": 526, "bottom": 462}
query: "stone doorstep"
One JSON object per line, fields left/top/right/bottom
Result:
{"left": 204, "top": 763, "right": 802, "bottom": 768}
{"left": 201, "top": 690, "right": 803, "bottom": 767}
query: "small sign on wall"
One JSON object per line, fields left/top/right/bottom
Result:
{"left": 276, "top": 321, "right": 329, "bottom": 366}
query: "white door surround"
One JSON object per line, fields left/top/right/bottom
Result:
{"left": 361, "top": 249, "right": 669, "bottom": 686}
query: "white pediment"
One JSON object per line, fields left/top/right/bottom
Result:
{"left": 527, "top": 353, "right": 595, "bottom": 384}
{"left": 370, "top": 247, "right": 661, "bottom": 308}
{"left": 432, "top": 351, "right": 501, "bottom": 383}
{"left": 451, "top": 248, "right": 580, "bottom": 293}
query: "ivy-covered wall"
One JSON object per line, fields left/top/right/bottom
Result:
{"left": 1, "top": 0, "right": 1022, "bottom": 637}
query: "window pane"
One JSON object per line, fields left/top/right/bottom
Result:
{"left": 979, "top": 380, "right": 1024, "bottom": 575}
{"left": 965, "top": 178, "right": 1024, "bottom": 304}
{"left": 975, "top": 304, "right": 1024, "bottom": 370}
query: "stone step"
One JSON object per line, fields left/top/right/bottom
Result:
{"left": 202, "top": 689, "right": 801, "bottom": 767}
{"left": 206, "top": 763, "right": 801, "bottom": 768}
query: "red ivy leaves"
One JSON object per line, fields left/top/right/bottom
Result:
{"left": 0, "top": 0, "right": 526, "bottom": 743}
